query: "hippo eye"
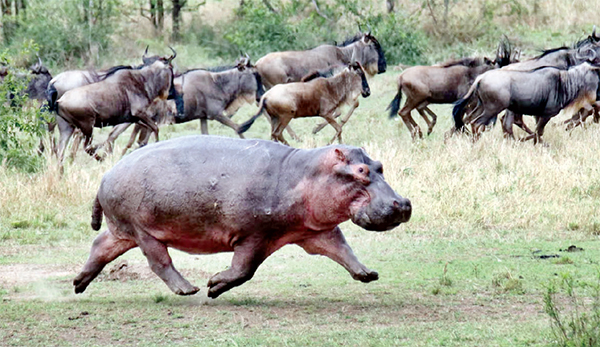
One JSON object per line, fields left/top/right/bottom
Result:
{"left": 358, "top": 167, "right": 364, "bottom": 173}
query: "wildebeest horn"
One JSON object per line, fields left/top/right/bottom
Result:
{"left": 357, "top": 23, "right": 363, "bottom": 33}
{"left": 593, "top": 25, "right": 598, "bottom": 40}
{"left": 143, "top": 45, "right": 149, "bottom": 57}
{"left": 167, "top": 46, "right": 177, "bottom": 63}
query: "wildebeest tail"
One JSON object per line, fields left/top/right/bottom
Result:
{"left": 387, "top": 87, "right": 403, "bottom": 119}
{"left": 46, "top": 83, "right": 58, "bottom": 112}
{"left": 452, "top": 77, "right": 481, "bottom": 130}
{"left": 91, "top": 194, "right": 103, "bottom": 231}
{"left": 238, "top": 98, "right": 267, "bottom": 134}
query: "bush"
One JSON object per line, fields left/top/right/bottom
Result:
{"left": 189, "top": 0, "right": 428, "bottom": 66}
{"left": 0, "top": 52, "right": 47, "bottom": 172}
{"left": 544, "top": 272, "right": 600, "bottom": 347}
{"left": 7, "top": 0, "right": 119, "bottom": 66}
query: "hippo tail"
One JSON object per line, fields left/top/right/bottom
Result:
{"left": 46, "top": 83, "right": 58, "bottom": 112}
{"left": 91, "top": 194, "right": 103, "bottom": 231}
{"left": 238, "top": 98, "right": 267, "bottom": 134}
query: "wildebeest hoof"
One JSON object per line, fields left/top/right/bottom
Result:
{"left": 73, "top": 277, "right": 88, "bottom": 294}
{"left": 353, "top": 270, "right": 379, "bottom": 283}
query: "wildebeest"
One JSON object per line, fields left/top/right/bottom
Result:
{"left": 238, "top": 62, "right": 370, "bottom": 145}
{"left": 387, "top": 38, "right": 514, "bottom": 139}
{"left": 256, "top": 32, "right": 386, "bottom": 89}
{"left": 55, "top": 59, "right": 177, "bottom": 164}
{"left": 493, "top": 32, "right": 600, "bottom": 137}
{"left": 73, "top": 136, "right": 411, "bottom": 298}
{"left": 452, "top": 63, "right": 600, "bottom": 144}
{"left": 83, "top": 99, "right": 177, "bottom": 157}
{"left": 1, "top": 57, "right": 52, "bottom": 107}
{"left": 169, "top": 56, "right": 264, "bottom": 136}
{"left": 47, "top": 47, "right": 177, "bottom": 112}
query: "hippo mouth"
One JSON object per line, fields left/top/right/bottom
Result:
{"left": 351, "top": 200, "right": 412, "bottom": 232}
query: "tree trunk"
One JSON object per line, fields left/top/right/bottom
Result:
{"left": 1, "top": 0, "right": 14, "bottom": 44}
{"left": 150, "top": 0, "right": 156, "bottom": 28}
{"left": 157, "top": 0, "right": 163, "bottom": 30}
{"left": 386, "top": 0, "right": 394, "bottom": 13}
{"left": 171, "top": 0, "right": 182, "bottom": 40}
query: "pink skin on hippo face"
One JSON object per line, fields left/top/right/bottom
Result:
{"left": 73, "top": 136, "right": 411, "bottom": 298}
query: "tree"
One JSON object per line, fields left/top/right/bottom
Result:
{"left": 171, "top": 0, "right": 185, "bottom": 40}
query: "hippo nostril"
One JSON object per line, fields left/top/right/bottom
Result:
{"left": 393, "top": 200, "right": 400, "bottom": 209}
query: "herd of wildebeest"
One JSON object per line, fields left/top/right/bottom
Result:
{"left": 3, "top": 28, "right": 600, "bottom": 298}
{"left": 2, "top": 29, "right": 600, "bottom": 161}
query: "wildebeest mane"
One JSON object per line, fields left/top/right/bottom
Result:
{"left": 338, "top": 34, "right": 364, "bottom": 47}
{"left": 183, "top": 65, "right": 236, "bottom": 74}
{"left": 100, "top": 65, "right": 136, "bottom": 80}
{"left": 536, "top": 46, "right": 570, "bottom": 58}
{"left": 337, "top": 33, "right": 385, "bottom": 66}
{"left": 438, "top": 57, "right": 486, "bottom": 68}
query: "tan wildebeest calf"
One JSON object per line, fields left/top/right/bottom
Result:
{"left": 237, "top": 62, "right": 370, "bottom": 145}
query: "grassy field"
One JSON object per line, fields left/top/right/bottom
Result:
{"left": 2, "top": 66, "right": 600, "bottom": 346}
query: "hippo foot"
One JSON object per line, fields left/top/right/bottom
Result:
{"left": 352, "top": 270, "right": 379, "bottom": 283}
{"left": 73, "top": 276, "right": 90, "bottom": 294}
{"left": 174, "top": 285, "right": 200, "bottom": 296}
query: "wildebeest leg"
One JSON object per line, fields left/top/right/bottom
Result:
{"left": 200, "top": 118, "right": 208, "bottom": 134}
{"left": 338, "top": 100, "right": 359, "bottom": 128}
{"left": 212, "top": 114, "right": 245, "bottom": 139}
{"left": 416, "top": 105, "right": 438, "bottom": 135}
{"left": 312, "top": 110, "right": 342, "bottom": 134}
{"left": 501, "top": 111, "right": 515, "bottom": 139}
{"left": 398, "top": 102, "right": 423, "bottom": 140}
{"left": 136, "top": 231, "right": 200, "bottom": 296}
{"left": 207, "top": 240, "right": 272, "bottom": 298}
{"left": 103, "top": 123, "right": 132, "bottom": 154}
{"left": 264, "top": 112, "right": 301, "bottom": 141}
{"left": 513, "top": 113, "right": 534, "bottom": 135}
{"left": 271, "top": 116, "right": 291, "bottom": 146}
{"left": 83, "top": 133, "right": 104, "bottom": 161}
{"left": 56, "top": 116, "right": 75, "bottom": 165}
{"left": 70, "top": 130, "right": 83, "bottom": 160}
{"left": 296, "top": 227, "right": 378, "bottom": 283}
{"left": 73, "top": 230, "right": 137, "bottom": 294}
{"left": 121, "top": 124, "right": 143, "bottom": 156}
{"left": 520, "top": 116, "right": 551, "bottom": 144}
{"left": 323, "top": 114, "right": 344, "bottom": 144}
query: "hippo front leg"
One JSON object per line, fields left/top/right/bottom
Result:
{"left": 295, "top": 227, "right": 378, "bottom": 283}
{"left": 207, "top": 241, "right": 271, "bottom": 298}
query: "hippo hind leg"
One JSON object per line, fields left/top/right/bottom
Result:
{"left": 136, "top": 231, "right": 200, "bottom": 296}
{"left": 73, "top": 229, "right": 137, "bottom": 294}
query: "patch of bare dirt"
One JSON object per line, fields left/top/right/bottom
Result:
{"left": 0, "top": 263, "right": 77, "bottom": 288}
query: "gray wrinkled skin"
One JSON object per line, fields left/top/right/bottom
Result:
{"left": 74, "top": 135, "right": 411, "bottom": 298}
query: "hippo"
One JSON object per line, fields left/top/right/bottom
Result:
{"left": 73, "top": 135, "right": 411, "bottom": 298}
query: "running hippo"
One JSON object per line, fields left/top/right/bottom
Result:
{"left": 74, "top": 136, "right": 411, "bottom": 298}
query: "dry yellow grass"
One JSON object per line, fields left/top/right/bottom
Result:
{"left": 2, "top": 71, "right": 600, "bottom": 243}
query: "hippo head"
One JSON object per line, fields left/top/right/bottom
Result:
{"left": 330, "top": 147, "right": 411, "bottom": 231}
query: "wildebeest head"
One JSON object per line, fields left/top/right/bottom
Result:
{"left": 29, "top": 56, "right": 50, "bottom": 75}
{"left": 339, "top": 32, "right": 386, "bottom": 76}
{"left": 348, "top": 61, "right": 370, "bottom": 98}
{"left": 234, "top": 54, "right": 265, "bottom": 103}
{"left": 142, "top": 60, "right": 176, "bottom": 101}
{"left": 142, "top": 46, "right": 178, "bottom": 66}
{"left": 329, "top": 147, "right": 411, "bottom": 231}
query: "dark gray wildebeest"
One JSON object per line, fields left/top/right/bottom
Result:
{"left": 387, "top": 39, "right": 514, "bottom": 139}
{"left": 238, "top": 62, "right": 370, "bottom": 145}
{"left": 73, "top": 135, "right": 411, "bottom": 298}
{"left": 169, "top": 56, "right": 264, "bottom": 136}
{"left": 452, "top": 63, "right": 600, "bottom": 144}
{"left": 55, "top": 60, "right": 177, "bottom": 165}
{"left": 256, "top": 32, "right": 386, "bottom": 89}
{"left": 1, "top": 56, "right": 52, "bottom": 107}
{"left": 82, "top": 99, "right": 177, "bottom": 157}
{"left": 495, "top": 31, "right": 600, "bottom": 137}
